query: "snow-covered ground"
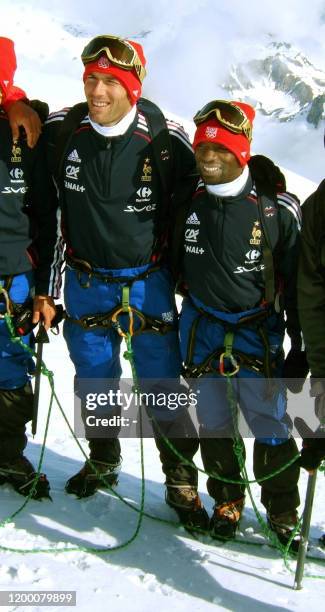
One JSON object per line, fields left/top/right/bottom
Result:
{"left": 0, "top": 331, "right": 325, "bottom": 611}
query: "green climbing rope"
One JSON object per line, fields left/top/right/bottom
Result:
{"left": 0, "top": 305, "right": 324, "bottom": 582}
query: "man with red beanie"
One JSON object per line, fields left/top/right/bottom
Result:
{"left": 0, "top": 37, "right": 57, "bottom": 499}
{"left": 175, "top": 99, "right": 304, "bottom": 547}
{"left": 44, "top": 34, "right": 208, "bottom": 530}
{"left": 0, "top": 36, "right": 42, "bottom": 148}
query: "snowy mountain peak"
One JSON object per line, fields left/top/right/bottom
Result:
{"left": 223, "top": 41, "right": 325, "bottom": 126}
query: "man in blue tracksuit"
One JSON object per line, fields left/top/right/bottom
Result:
{"left": 45, "top": 35, "right": 208, "bottom": 529}
{"left": 0, "top": 37, "right": 56, "bottom": 498}
{"left": 176, "top": 99, "right": 305, "bottom": 546}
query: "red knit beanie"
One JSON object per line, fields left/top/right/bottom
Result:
{"left": 193, "top": 101, "right": 255, "bottom": 166}
{"left": 83, "top": 40, "right": 146, "bottom": 106}
{"left": 0, "top": 37, "right": 17, "bottom": 100}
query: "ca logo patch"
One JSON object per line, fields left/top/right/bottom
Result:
{"left": 185, "top": 228, "right": 200, "bottom": 243}
{"left": 65, "top": 165, "right": 80, "bottom": 180}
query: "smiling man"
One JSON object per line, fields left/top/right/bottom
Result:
{"left": 43, "top": 35, "right": 208, "bottom": 530}
{"left": 84, "top": 69, "right": 133, "bottom": 127}
{"left": 175, "top": 99, "right": 306, "bottom": 548}
{"left": 195, "top": 141, "right": 243, "bottom": 185}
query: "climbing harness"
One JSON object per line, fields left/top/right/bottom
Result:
{"left": 183, "top": 304, "right": 277, "bottom": 381}
{"left": 65, "top": 258, "right": 176, "bottom": 337}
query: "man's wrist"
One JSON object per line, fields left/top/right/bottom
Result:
{"left": 2, "top": 91, "right": 28, "bottom": 112}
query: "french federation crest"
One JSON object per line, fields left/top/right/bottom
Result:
{"left": 98, "top": 57, "right": 110, "bottom": 69}
{"left": 141, "top": 158, "right": 152, "bottom": 182}
{"left": 250, "top": 221, "right": 262, "bottom": 246}
{"left": 11, "top": 144, "right": 22, "bottom": 163}
{"left": 205, "top": 126, "right": 218, "bottom": 139}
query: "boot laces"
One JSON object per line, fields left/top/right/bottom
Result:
{"left": 213, "top": 497, "right": 245, "bottom": 523}
{"left": 83, "top": 460, "right": 120, "bottom": 481}
{"left": 167, "top": 486, "right": 202, "bottom": 510}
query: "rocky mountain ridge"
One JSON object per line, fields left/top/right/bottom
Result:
{"left": 223, "top": 41, "right": 325, "bottom": 127}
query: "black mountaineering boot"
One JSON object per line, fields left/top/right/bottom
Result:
{"left": 209, "top": 497, "right": 245, "bottom": 540}
{"left": 267, "top": 509, "right": 300, "bottom": 552}
{"left": 65, "top": 460, "right": 121, "bottom": 498}
{"left": 166, "top": 485, "right": 209, "bottom": 533}
{"left": 0, "top": 455, "right": 51, "bottom": 500}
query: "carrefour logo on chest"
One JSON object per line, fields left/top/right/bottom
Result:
{"left": 124, "top": 186, "right": 156, "bottom": 212}
{"left": 1, "top": 167, "right": 26, "bottom": 193}
{"left": 245, "top": 249, "right": 261, "bottom": 262}
{"left": 136, "top": 187, "right": 152, "bottom": 200}
{"left": 10, "top": 168, "right": 24, "bottom": 182}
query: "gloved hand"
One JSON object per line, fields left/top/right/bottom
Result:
{"left": 283, "top": 349, "right": 309, "bottom": 393}
{"left": 300, "top": 437, "right": 325, "bottom": 471}
{"left": 295, "top": 416, "right": 325, "bottom": 471}
{"left": 314, "top": 393, "right": 325, "bottom": 424}
{"left": 310, "top": 379, "right": 325, "bottom": 424}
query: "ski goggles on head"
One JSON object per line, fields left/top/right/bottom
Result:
{"left": 193, "top": 100, "right": 253, "bottom": 142}
{"left": 81, "top": 35, "right": 146, "bottom": 83}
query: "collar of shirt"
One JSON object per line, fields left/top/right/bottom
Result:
{"left": 89, "top": 105, "right": 137, "bottom": 138}
{"left": 205, "top": 164, "right": 250, "bottom": 198}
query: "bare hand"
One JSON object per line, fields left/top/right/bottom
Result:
{"left": 7, "top": 100, "right": 42, "bottom": 148}
{"left": 33, "top": 295, "right": 56, "bottom": 331}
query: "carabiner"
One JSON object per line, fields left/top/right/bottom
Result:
{"left": 219, "top": 352, "right": 240, "bottom": 377}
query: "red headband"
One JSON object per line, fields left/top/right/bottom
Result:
{"left": 193, "top": 102, "right": 255, "bottom": 166}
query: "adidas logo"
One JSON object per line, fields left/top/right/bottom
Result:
{"left": 186, "top": 212, "right": 200, "bottom": 225}
{"left": 67, "top": 149, "right": 81, "bottom": 163}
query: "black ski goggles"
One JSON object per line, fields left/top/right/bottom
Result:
{"left": 81, "top": 35, "right": 146, "bottom": 83}
{"left": 193, "top": 100, "right": 253, "bottom": 142}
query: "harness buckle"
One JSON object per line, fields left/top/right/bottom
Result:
{"left": 84, "top": 315, "right": 108, "bottom": 328}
